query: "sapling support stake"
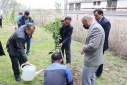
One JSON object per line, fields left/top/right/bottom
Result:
{"left": 60, "top": 50, "right": 65, "bottom": 65}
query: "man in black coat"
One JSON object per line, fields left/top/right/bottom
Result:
{"left": 18, "top": 11, "right": 34, "bottom": 56}
{"left": 18, "top": 11, "right": 33, "bottom": 27}
{"left": 93, "top": 8, "right": 111, "bottom": 78}
{"left": 6, "top": 23, "right": 35, "bottom": 81}
{"left": 59, "top": 16, "right": 73, "bottom": 67}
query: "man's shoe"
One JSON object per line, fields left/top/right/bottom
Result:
{"left": 66, "top": 63, "right": 71, "bottom": 68}
{"left": 15, "top": 77, "right": 21, "bottom": 82}
{"left": 95, "top": 75, "right": 101, "bottom": 79}
{"left": 26, "top": 53, "right": 30, "bottom": 56}
{"left": 15, "top": 75, "right": 21, "bottom": 82}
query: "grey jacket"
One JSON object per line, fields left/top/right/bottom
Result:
{"left": 83, "top": 22, "right": 105, "bottom": 66}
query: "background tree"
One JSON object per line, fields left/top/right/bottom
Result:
{"left": 10, "top": 0, "right": 18, "bottom": 25}
{"left": 0, "top": 0, "right": 11, "bottom": 19}
{"left": 54, "top": 2, "right": 61, "bottom": 13}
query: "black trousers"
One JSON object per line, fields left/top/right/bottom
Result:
{"left": 61, "top": 43, "right": 71, "bottom": 63}
{"left": 0, "top": 19, "right": 2, "bottom": 28}
{"left": 95, "top": 64, "right": 103, "bottom": 77}
{"left": 95, "top": 51, "right": 104, "bottom": 77}
{"left": 9, "top": 55, "right": 24, "bottom": 77}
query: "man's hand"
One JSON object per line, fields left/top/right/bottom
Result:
{"left": 81, "top": 46, "right": 85, "bottom": 55}
{"left": 81, "top": 50, "right": 85, "bottom": 55}
{"left": 59, "top": 43, "right": 63, "bottom": 48}
{"left": 25, "top": 61, "right": 30, "bottom": 65}
{"left": 0, "top": 55, "right": 3, "bottom": 56}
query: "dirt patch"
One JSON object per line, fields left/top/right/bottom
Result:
{"left": 70, "top": 68, "right": 82, "bottom": 85}
{"left": 31, "top": 39, "right": 41, "bottom": 43}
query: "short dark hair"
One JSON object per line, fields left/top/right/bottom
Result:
{"left": 25, "top": 23, "right": 35, "bottom": 30}
{"left": 19, "top": 12, "right": 23, "bottom": 15}
{"left": 94, "top": 8, "right": 103, "bottom": 15}
{"left": 51, "top": 53, "right": 62, "bottom": 63}
{"left": 24, "top": 11, "right": 30, "bottom": 15}
{"left": 65, "top": 16, "right": 72, "bottom": 21}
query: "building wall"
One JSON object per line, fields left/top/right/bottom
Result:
{"left": 67, "top": 0, "right": 83, "bottom": 3}
{"left": 66, "top": 0, "right": 127, "bottom": 11}
{"left": 67, "top": 1, "right": 107, "bottom": 11}
{"left": 117, "top": 0, "right": 127, "bottom": 7}
{"left": 116, "top": 0, "right": 127, "bottom": 11}
{"left": 81, "top": 1, "right": 107, "bottom": 8}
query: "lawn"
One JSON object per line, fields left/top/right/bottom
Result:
{"left": 0, "top": 23, "right": 127, "bottom": 85}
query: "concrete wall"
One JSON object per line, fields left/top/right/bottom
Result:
{"left": 67, "top": 1, "right": 107, "bottom": 11}
{"left": 66, "top": 0, "right": 127, "bottom": 11}
{"left": 117, "top": 0, "right": 127, "bottom": 7}
{"left": 81, "top": 1, "right": 107, "bottom": 8}
{"left": 116, "top": 0, "right": 127, "bottom": 11}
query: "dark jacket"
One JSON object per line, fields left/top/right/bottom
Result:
{"left": 18, "top": 16, "right": 34, "bottom": 28}
{"left": 0, "top": 41, "right": 5, "bottom": 55}
{"left": 60, "top": 22, "right": 73, "bottom": 45}
{"left": 6, "top": 25, "right": 29, "bottom": 62}
{"left": 99, "top": 17, "right": 111, "bottom": 51}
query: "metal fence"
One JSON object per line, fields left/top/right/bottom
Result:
{"left": 15, "top": 7, "right": 127, "bottom": 59}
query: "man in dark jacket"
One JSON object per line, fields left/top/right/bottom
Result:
{"left": 44, "top": 53, "right": 73, "bottom": 85}
{"left": 16, "top": 12, "right": 23, "bottom": 28}
{"left": 59, "top": 16, "right": 73, "bottom": 67}
{"left": 18, "top": 11, "right": 34, "bottom": 56}
{"left": 0, "top": 13, "right": 4, "bottom": 28}
{"left": 94, "top": 8, "right": 111, "bottom": 78}
{"left": 6, "top": 23, "right": 35, "bottom": 81}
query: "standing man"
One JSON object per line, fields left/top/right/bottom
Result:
{"left": 6, "top": 23, "right": 35, "bottom": 81}
{"left": 16, "top": 12, "right": 23, "bottom": 28}
{"left": 94, "top": 8, "right": 111, "bottom": 78}
{"left": 43, "top": 53, "right": 73, "bottom": 85}
{"left": 81, "top": 15, "right": 105, "bottom": 85}
{"left": 59, "top": 16, "right": 73, "bottom": 67}
{"left": 0, "top": 13, "right": 4, "bottom": 28}
{"left": 18, "top": 11, "right": 34, "bottom": 56}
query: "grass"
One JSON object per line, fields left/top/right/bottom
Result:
{"left": 0, "top": 23, "right": 127, "bottom": 85}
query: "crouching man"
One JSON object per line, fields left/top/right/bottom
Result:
{"left": 43, "top": 53, "right": 73, "bottom": 85}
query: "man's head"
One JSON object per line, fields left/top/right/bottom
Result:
{"left": 25, "top": 23, "right": 35, "bottom": 35}
{"left": 64, "top": 16, "right": 72, "bottom": 26}
{"left": 19, "top": 12, "right": 23, "bottom": 15}
{"left": 24, "top": 11, "right": 30, "bottom": 19}
{"left": 81, "top": 15, "right": 94, "bottom": 29}
{"left": 93, "top": 8, "right": 103, "bottom": 21}
{"left": 51, "top": 53, "right": 62, "bottom": 63}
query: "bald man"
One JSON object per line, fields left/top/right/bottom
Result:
{"left": 81, "top": 15, "right": 105, "bottom": 85}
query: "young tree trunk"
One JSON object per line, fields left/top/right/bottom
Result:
{"left": 55, "top": 23, "right": 57, "bottom": 50}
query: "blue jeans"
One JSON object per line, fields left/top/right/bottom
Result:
{"left": 26, "top": 37, "right": 31, "bottom": 53}
{"left": 82, "top": 65, "right": 99, "bottom": 85}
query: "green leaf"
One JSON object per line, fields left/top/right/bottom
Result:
{"left": 45, "top": 17, "right": 62, "bottom": 52}
{"left": 48, "top": 52, "right": 53, "bottom": 55}
{"left": 45, "top": 28, "right": 47, "bottom": 31}
{"left": 54, "top": 50, "right": 58, "bottom": 53}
